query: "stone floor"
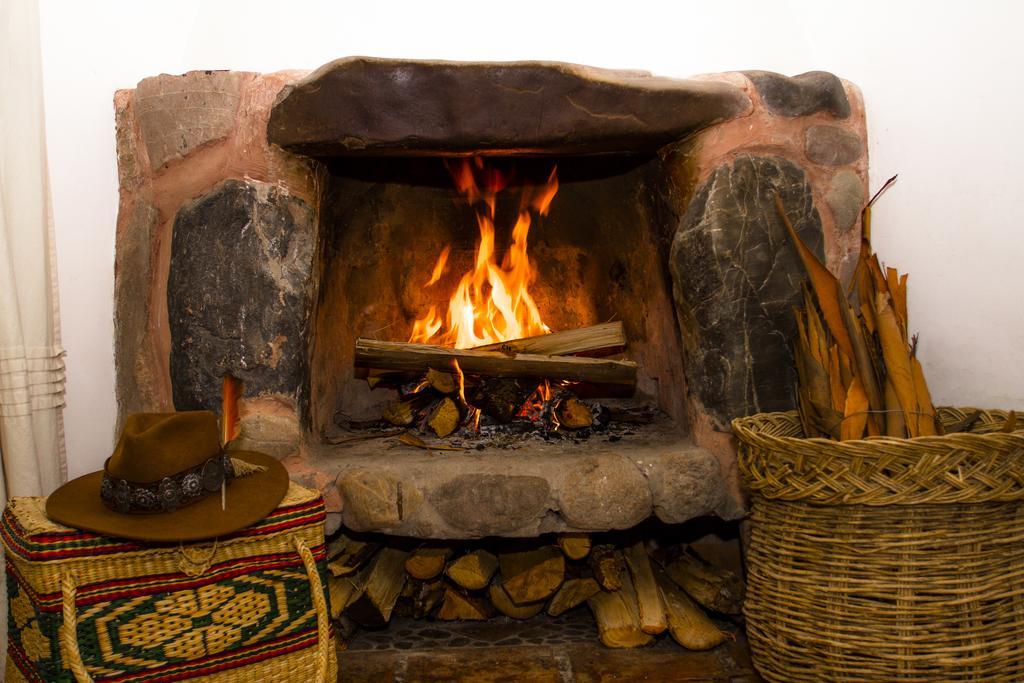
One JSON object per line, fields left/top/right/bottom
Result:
{"left": 337, "top": 609, "right": 760, "bottom": 682}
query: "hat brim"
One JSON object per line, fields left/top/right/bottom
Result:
{"left": 45, "top": 451, "right": 290, "bottom": 542}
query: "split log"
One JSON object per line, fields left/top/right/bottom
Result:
{"left": 590, "top": 546, "right": 626, "bottom": 591}
{"left": 623, "top": 542, "right": 668, "bottom": 635}
{"left": 344, "top": 547, "right": 410, "bottom": 628}
{"left": 427, "top": 397, "right": 460, "bottom": 437}
{"left": 474, "top": 378, "right": 528, "bottom": 423}
{"left": 383, "top": 400, "right": 417, "bottom": 427}
{"left": 587, "top": 567, "right": 654, "bottom": 648}
{"left": 557, "top": 399, "right": 593, "bottom": 429}
{"left": 556, "top": 533, "right": 592, "bottom": 561}
{"left": 411, "top": 578, "right": 446, "bottom": 619}
{"left": 327, "top": 535, "right": 380, "bottom": 577}
{"left": 355, "top": 339, "right": 637, "bottom": 387}
{"left": 663, "top": 549, "right": 745, "bottom": 615}
{"left": 547, "top": 578, "right": 601, "bottom": 617}
{"left": 446, "top": 550, "right": 498, "bottom": 591}
{"left": 656, "top": 568, "right": 728, "bottom": 650}
{"left": 405, "top": 545, "right": 452, "bottom": 580}
{"left": 328, "top": 569, "right": 368, "bottom": 619}
{"left": 426, "top": 367, "right": 457, "bottom": 394}
{"left": 488, "top": 581, "right": 546, "bottom": 619}
{"left": 473, "top": 321, "right": 626, "bottom": 356}
{"left": 437, "top": 586, "right": 495, "bottom": 621}
{"left": 499, "top": 546, "right": 565, "bottom": 605}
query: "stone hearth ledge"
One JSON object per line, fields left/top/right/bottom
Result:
{"left": 284, "top": 432, "right": 742, "bottom": 539}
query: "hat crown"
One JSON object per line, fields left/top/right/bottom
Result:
{"left": 107, "top": 412, "right": 222, "bottom": 484}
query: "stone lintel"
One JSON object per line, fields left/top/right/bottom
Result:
{"left": 267, "top": 57, "right": 751, "bottom": 157}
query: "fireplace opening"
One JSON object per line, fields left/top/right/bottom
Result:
{"left": 310, "top": 153, "right": 688, "bottom": 448}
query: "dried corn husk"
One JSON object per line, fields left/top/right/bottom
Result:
{"left": 777, "top": 178, "right": 940, "bottom": 441}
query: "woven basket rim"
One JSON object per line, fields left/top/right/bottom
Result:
{"left": 732, "top": 406, "right": 1023, "bottom": 448}
{"left": 732, "top": 407, "right": 1024, "bottom": 506}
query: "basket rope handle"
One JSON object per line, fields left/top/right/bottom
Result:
{"left": 58, "top": 539, "right": 331, "bottom": 683}
{"left": 294, "top": 537, "right": 331, "bottom": 683}
{"left": 59, "top": 573, "right": 93, "bottom": 683}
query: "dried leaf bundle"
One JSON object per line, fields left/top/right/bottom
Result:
{"left": 777, "top": 178, "right": 941, "bottom": 440}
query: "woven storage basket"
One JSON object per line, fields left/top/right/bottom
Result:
{"left": 733, "top": 408, "right": 1024, "bottom": 682}
{"left": 733, "top": 409, "right": 1024, "bottom": 679}
{"left": 3, "top": 480, "right": 337, "bottom": 683}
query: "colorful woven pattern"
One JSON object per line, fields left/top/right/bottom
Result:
{"left": 4, "top": 482, "right": 336, "bottom": 682}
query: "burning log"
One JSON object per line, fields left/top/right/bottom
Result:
{"left": 382, "top": 400, "right": 417, "bottom": 427}
{"left": 355, "top": 339, "right": 638, "bottom": 388}
{"left": 425, "top": 368, "right": 457, "bottom": 394}
{"left": 473, "top": 321, "right": 627, "bottom": 357}
{"left": 473, "top": 378, "right": 529, "bottom": 423}
{"left": 446, "top": 549, "right": 498, "bottom": 591}
{"left": 427, "top": 397, "right": 461, "bottom": 437}
{"left": 557, "top": 398, "right": 594, "bottom": 429}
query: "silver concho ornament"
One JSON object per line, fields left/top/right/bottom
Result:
{"left": 158, "top": 476, "right": 180, "bottom": 511}
{"left": 100, "top": 476, "right": 114, "bottom": 502}
{"left": 114, "top": 479, "right": 132, "bottom": 514}
{"left": 132, "top": 487, "right": 158, "bottom": 511}
{"left": 181, "top": 471, "right": 203, "bottom": 499}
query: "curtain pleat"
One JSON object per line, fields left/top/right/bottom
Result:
{"left": 1, "top": 0, "right": 68, "bottom": 666}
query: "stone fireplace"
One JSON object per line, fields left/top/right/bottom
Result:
{"left": 114, "top": 58, "right": 866, "bottom": 539}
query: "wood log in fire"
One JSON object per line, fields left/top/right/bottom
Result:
{"left": 473, "top": 321, "right": 626, "bottom": 357}
{"left": 355, "top": 339, "right": 637, "bottom": 387}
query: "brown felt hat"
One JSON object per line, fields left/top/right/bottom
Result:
{"left": 46, "top": 411, "right": 289, "bottom": 542}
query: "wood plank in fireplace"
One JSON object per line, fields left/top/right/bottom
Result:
{"left": 354, "top": 339, "right": 637, "bottom": 387}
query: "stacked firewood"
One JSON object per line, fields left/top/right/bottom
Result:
{"left": 354, "top": 322, "right": 645, "bottom": 438}
{"left": 326, "top": 533, "right": 744, "bottom": 650}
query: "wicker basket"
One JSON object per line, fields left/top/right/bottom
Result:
{"left": 733, "top": 407, "right": 1024, "bottom": 682}
{"left": 4, "top": 481, "right": 337, "bottom": 683}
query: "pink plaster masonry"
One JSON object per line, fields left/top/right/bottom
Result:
{"left": 115, "top": 70, "right": 321, "bottom": 416}
{"left": 113, "top": 66, "right": 870, "bottom": 528}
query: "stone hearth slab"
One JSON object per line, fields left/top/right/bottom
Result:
{"left": 267, "top": 57, "right": 751, "bottom": 156}
{"left": 294, "top": 430, "right": 739, "bottom": 539}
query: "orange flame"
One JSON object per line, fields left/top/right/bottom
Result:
{"left": 410, "top": 158, "right": 557, "bottom": 349}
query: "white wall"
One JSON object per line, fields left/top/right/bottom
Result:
{"left": 39, "top": 0, "right": 1024, "bottom": 479}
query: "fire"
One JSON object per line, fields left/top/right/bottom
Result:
{"left": 409, "top": 158, "right": 558, "bottom": 349}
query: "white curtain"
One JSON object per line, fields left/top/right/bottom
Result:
{"left": 1, "top": 0, "right": 68, "bottom": 664}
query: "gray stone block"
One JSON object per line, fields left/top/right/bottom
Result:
{"left": 167, "top": 179, "right": 314, "bottom": 411}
